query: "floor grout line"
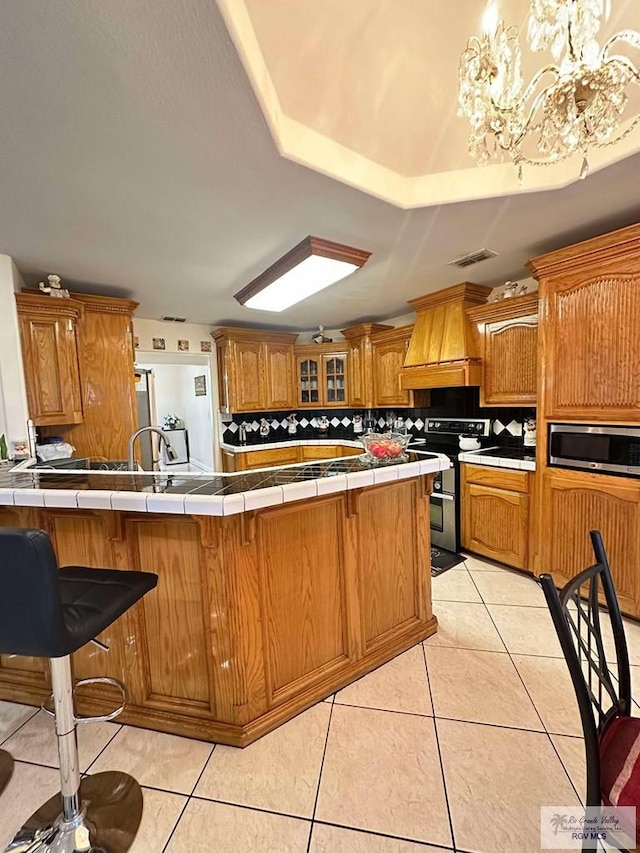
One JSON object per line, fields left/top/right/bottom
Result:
{"left": 311, "top": 818, "right": 457, "bottom": 851}
{"left": 421, "top": 641, "right": 457, "bottom": 852}
{"left": 305, "top": 699, "right": 335, "bottom": 852}
{"left": 0, "top": 705, "right": 41, "bottom": 749}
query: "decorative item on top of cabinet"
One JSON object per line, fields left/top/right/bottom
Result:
{"left": 461, "top": 463, "right": 531, "bottom": 570}
{"left": 294, "top": 344, "right": 348, "bottom": 408}
{"left": 341, "top": 323, "right": 393, "bottom": 409}
{"left": 538, "top": 468, "right": 640, "bottom": 618}
{"left": 528, "top": 222, "right": 640, "bottom": 422}
{"left": 466, "top": 293, "right": 539, "bottom": 407}
{"left": 212, "top": 328, "right": 298, "bottom": 413}
{"left": 15, "top": 293, "right": 85, "bottom": 426}
{"left": 371, "top": 325, "right": 415, "bottom": 408}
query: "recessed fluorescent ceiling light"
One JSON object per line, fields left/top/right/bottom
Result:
{"left": 234, "top": 236, "right": 371, "bottom": 312}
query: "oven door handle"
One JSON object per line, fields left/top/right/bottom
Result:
{"left": 429, "top": 493, "right": 454, "bottom": 501}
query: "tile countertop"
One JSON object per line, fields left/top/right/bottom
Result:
{"left": 458, "top": 446, "right": 536, "bottom": 472}
{"left": 220, "top": 438, "right": 364, "bottom": 453}
{"left": 0, "top": 451, "right": 450, "bottom": 517}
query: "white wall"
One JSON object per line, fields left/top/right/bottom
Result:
{"left": 133, "top": 318, "right": 215, "bottom": 355}
{"left": 0, "top": 255, "right": 29, "bottom": 452}
{"left": 136, "top": 360, "right": 215, "bottom": 470}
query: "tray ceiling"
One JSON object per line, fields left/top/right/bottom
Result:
{"left": 219, "top": 0, "right": 640, "bottom": 207}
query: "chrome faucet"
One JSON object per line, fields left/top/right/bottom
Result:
{"left": 127, "top": 427, "right": 178, "bottom": 471}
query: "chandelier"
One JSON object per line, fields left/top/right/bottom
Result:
{"left": 458, "top": 0, "right": 640, "bottom": 180}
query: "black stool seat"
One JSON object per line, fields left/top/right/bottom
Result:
{"left": 0, "top": 528, "right": 157, "bottom": 658}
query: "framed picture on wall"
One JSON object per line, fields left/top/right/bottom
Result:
{"left": 178, "top": 339, "right": 189, "bottom": 351}
{"left": 152, "top": 337, "right": 166, "bottom": 351}
{"left": 194, "top": 374, "right": 207, "bottom": 396}
{"left": 200, "top": 340, "right": 212, "bottom": 353}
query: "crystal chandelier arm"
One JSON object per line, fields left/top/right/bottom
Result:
{"left": 517, "top": 64, "right": 561, "bottom": 110}
{"left": 600, "top": 30, "right": 640, "bottom": 60}
{"left": 602, "top": 29, "right": 640, "bottom": 56}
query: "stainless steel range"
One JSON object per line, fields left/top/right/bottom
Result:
{"left": 423, "top": 418, "right": 491, "bottom": 553}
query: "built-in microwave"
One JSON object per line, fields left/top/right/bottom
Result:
{"left": 548, "top": 424, "right": 640, "bottom": 477}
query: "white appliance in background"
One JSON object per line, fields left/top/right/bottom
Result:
{"left": 161, "top": 428, "right": 189, "bottom": 465}
{"left": 135, "top": 368, "right": 156, "bottom": 470}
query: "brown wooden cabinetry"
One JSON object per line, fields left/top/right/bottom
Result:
{"left": 213, "top": 329, "right": 298, "bottom": 413}
{"left": 462, "top": 464, "right": 531, "bottom": 570}
{"left": 0, "top": 475, "right": 436, "bottom": 745}
{"left": 466, "top": 294, "right": 538, "bottom": 407}
{"left": 529, "top": 224, "right": 640, "bottom": 421}
{"left": 16, "top": 293, "right": 84, "bottom": 426}
{"left": 228, "top": 443, "right": 363, "bottom": 471}
{"left": 294, "top": 344, "right": 348, "bottom": 408}
{"left": 39, "top": 294, "right": 139, "bottom": 460}
{"left": 235, "top": 446, "right": 300, "bottom": 471}
{"left": 371, "top": 326, "right": 414, "bottom": 408}
{"left": 341, "top": 323, "right": 393, "bottom": 408}
{"left": 538, "top": 468, "right": 640, "bottom": 617}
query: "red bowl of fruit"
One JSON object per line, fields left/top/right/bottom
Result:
{"left": 359, "top": 432, "right": 411, "bottom": 464}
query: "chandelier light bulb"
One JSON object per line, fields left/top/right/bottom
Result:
{"left": 481, "top": 0, "right": 499, "bottom": 35}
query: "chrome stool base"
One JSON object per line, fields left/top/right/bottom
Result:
{"left": 5, "top": 771, "right": 143, "bottom": 853}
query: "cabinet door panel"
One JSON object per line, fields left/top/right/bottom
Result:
{"left": 539, "top": 471, "right": 640, "bottom": 616}
{"left": 545, "top": 275, "right": 640, "bottom": 420}
{"left": 126, "top": 518, "right": 214, "bottom": 713}
{"left": 257, "top": 497, "right": 353, "bottom": 703}
{"left": 233, "top": 341, "right": 265, "bottom": 411}
{"left": 323, "top": 353, "right": 347, "bottom": 406}
{"left": 373, "top": 340, "right": 411, "bottom": 407}
{"left": 265, "top": 344, "right": 294, "bottom": 410}
{"left": 358, "top": 479, "right": 426, "bottom": 648}
{"left": 348, "top": 340, "right": 367, "bottom": 407}
{"left": 482, "top": 318, "right": 537, "bottom": 406}
{"left": 20, "top": 315, "right": 83, "bottom": 425}
{"left": 462, "top": 482, "right": 529, "bottom": 569}
{"left": 296, "top": 357, "right": 321, "bottom": 407}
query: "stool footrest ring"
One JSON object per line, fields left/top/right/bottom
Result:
{"left": 41, "top": 677, "right": 127, "bottom": 724}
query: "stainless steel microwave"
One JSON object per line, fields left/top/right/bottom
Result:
{"left": 548, "top": 424, "right": 640, "bottom": 477}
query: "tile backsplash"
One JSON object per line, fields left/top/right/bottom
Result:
{"left": 220, "top": 387, "right": 535, "bottom": 448}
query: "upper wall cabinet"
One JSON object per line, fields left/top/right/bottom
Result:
{"left": 16, "top": 293, "right": 84, "bottom": 426}
{"left": 529, "top": 223, "right": 640, "bottom": 422}
{"left": 294, "top": 344, "right": 348, "bottom": 408}
{"left": 341, "top": 323, "right": 393, "bottom": 409}
{"left": 213, "top": 328, "right": 298, "bottom": 413}
{"left": 466, "top": 294, "right": 539, "bottom": 407}
{"left": 371, "top": 326, "right": 414, "bottom": 408}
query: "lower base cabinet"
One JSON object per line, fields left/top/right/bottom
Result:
{"left": 537, "top": 469, "right": 640, "bottom": 618}
{"left": 0, "top": 475, "right": 436, "bottom": 746}
{"left": 461, "top": 464, "right": 531, "bottom": 570}
{"left": 226, "top": 444, "right": 362, "bottom": 472}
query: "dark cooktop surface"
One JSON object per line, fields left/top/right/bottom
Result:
{"left": 473, "top": 447, "right": 536, "bottom": 462}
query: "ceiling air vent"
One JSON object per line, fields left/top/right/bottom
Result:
{"left": 448, "top": 248, "right": 499, "bottom": 269}
{"left": 161, "top": 316, "right": 187, "bottom": 322}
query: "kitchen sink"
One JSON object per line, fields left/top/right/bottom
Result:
{"left": 34, "top": 458, "right": 133, "bottom": 472}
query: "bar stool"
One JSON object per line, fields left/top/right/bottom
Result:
{"left": 0, "top": 528, "right": 158, "bottom": 853}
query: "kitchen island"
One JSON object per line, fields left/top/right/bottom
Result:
{"left": 0, "top": 451, "right": 448, "bottom": 745}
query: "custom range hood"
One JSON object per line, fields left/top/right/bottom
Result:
{"left": 401, "top": 282, "right": 492, "bottom": 389}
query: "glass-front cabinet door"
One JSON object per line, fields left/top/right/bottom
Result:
{"left": 297, "top": 357, "right": 320, "bottom": 406}
{"left": 324, "top": 354, "right": 347, "bottom": 405}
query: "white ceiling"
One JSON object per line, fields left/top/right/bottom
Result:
{"left": 0, "top": 0, "right": 639, "bottom": 331}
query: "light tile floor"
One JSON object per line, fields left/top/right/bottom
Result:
{"left": 2, "top": 553, "right": 638, "bottom": 852}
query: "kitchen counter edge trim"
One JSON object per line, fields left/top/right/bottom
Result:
{"left": 0, "top": 455, "right": 450, "bottom": 516}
